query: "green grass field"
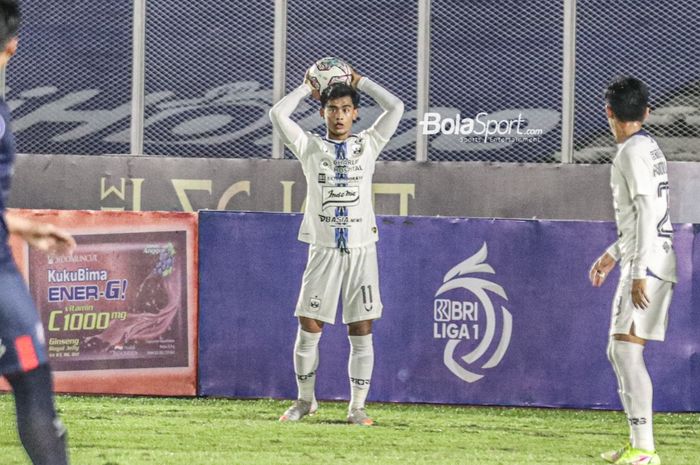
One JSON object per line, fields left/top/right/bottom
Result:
{"left": 0, "top": 395, "right": 697, "bottom": 465}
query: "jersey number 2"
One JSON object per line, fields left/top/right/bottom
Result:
{"left": 657, "top": 182, "right": 673, "bottom": 238}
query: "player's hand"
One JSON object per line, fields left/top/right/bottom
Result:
{"left": 23, "top": 222, "right": 76, "bottom": 255}
{"left": 304, "top": 69, "right": 321, "bottom": 101}
{"left": 5, "top": 212, "right": 76, "bottom": 255}
{"left": 589, "top": 252, "right": 617, "bottom": 287}
{"left": 350, "top": 66, "right": 362, "bottom": 89}
{"left": 631, "top": 278, "right": 650, "bottom": 309}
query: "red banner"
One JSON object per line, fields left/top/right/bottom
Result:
{"left": 5, "top": 209, "right": 198, "bottom": 396}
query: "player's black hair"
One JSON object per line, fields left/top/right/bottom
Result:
{"left": 320, "top": 83, "right": 360, "bottom": 108}
{"left": 0, "top": 0, "right": 19, "bottom": 46}
{"left": 605, "top": 75, "right": 649, "bottom": 122}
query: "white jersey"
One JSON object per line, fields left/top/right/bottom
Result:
{"left": 270, "top": 77, "right": 404, "bottom": 249}
{"left": 292, "top": 129, "right": 385, "bottom": 247}
{"left": 609, "top": 130, "right": 677, "bottom": 282}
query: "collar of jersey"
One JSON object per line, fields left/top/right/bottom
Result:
{"left": 323, "top": 134, "right": 358, "bottom": 144}
{"left": 616, "top": 128, "right": 650, "bottom": 149}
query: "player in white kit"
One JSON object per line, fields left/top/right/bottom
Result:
{"left": 269, "top": 66, "right": 403, "bottom": 425}
{"left": 590, "top": 76, "right": 676, "bottom": 465}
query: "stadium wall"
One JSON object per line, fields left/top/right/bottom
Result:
{"left": 198, "top": 211, "right": 698, "bottom": 412}
{"left": 2, "top": 207, "right": 697, "bottom": 409}
{"left": 10, "top": 154, "right": 700, "bottom": 223}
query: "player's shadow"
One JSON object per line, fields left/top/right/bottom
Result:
{"left": 314, "top": 418, "right": 354, "bottom": 425}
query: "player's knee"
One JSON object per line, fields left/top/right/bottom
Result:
{"left": 348, "top": 320, "right": 372, "bottom": 336}
{"left": 299, "top": 317, "right": 324, "bottom": 333}
{"left": 612, "top": 332, "right": 647, "bottom": 345}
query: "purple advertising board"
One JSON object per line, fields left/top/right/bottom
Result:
{"left": 198, "top": 212, "right": 698, "bottom": 411}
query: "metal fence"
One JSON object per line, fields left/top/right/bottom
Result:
{"left": 574, "top": 0, "right": 700, "bottom": 163}
{"left": 142, "top": 0, "right": 275, "bottom": 158}
{"left": 428, "top": 0, "right": 563, "bottom": 162}
{"left": 5, "top": 0, "right": 700, "bottom": 163}
{"left": 283, "top": 0, "right": 418, "bottom": 161}
{"left": 7, "top": 0, "right": 133, "bottom": 155}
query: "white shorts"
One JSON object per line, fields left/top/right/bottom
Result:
{"left": 610, "top": 272, "right": 674, "bottom": 341}
{"left": 295, "top": 243, "right": 382, "bottom": 325}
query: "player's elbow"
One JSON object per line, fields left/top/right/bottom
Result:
{"left": 392, "top": 99, "right": 405, "bottom": 118}
{"left": 269, "top": 100, "right": 292, "bottom": 123}
{"left": 633, "top": 194, "right": 654, "bottom": 211}
{"left": 269, "top": 106, "right": 281, "bottom": 123}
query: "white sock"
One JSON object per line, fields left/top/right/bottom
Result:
{"left": 609, "top": 339, "right": 655, "bottom": 451}
{"left": 348, "top": 334, "right": 374, "bottom": 411}
{"left": 293, "top": 327, "right": 321, "bottom": 402}
{"left": 607, "top": 340, "right": 631, "bottom": 418}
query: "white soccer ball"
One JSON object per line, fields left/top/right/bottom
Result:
{"left": 307, "top": 57, "right": 352, "bottom": 94}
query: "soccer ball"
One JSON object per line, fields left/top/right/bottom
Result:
{"left": 307, "top": 57, "right": 352, "bottom": 94}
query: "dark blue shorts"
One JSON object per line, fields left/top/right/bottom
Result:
{"left": 0, "top": 259, "right": 48, "bottom": 375}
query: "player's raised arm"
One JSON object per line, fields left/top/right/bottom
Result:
{"left": 269, "top": 76, "right": 314, "bottom": 157}
{"left": 352, "top": 69, "right": 404, "bottom": 147}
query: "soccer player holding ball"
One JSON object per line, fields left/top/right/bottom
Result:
{"left": 590, "top": 76, "right": 676, "bottom": 465}
{"left": 0, "top": 2, "right": 75, "bottom": 464}
{"left": 269, "top": 58, "right": 403, "bottom": 425}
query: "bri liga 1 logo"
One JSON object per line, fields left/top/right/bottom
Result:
{"left": 433, "top": 242, "right": 512, "bottom": 383}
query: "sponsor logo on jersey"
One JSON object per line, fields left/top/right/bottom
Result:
{"left": 331, "top": 158, "right": 364, "bottom": 174}
{"left": 317, "top": 214, "right": 362, "bottom": 227}
{"left": 433, "top": 242, "right": 512, "bottom": 383}
{"left": 322, "top": 186, "right": 360, "bottom": 210}
{"left": 318, "top": 174, "right": 364, "bottom": 184}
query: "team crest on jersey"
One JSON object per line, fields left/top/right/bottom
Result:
{"left": 433, "top": 243, "right": 512, "bottom": 383}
